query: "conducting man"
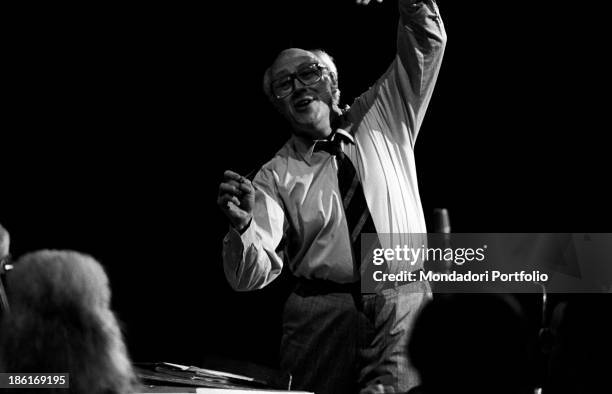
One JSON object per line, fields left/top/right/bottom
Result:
{"left": 218, "top": 1, "right": 446, "bottom": 392}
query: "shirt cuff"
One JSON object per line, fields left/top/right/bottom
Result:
{"left": 224, "top": 221, "right": 257, "bottom": 255}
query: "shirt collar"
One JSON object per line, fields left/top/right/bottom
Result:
{"left": 292, "top": 128, "right": 355, "bottom": 165}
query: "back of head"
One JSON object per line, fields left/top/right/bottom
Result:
{"left": 0, "top": 224, "right": 9, "bottom": 259}
{"left": 0, "top": 250, "right": 137, "bottom": 394}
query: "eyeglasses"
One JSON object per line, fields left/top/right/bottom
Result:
{"left": 270, "top": 63, "right": 329, "bottom": 99}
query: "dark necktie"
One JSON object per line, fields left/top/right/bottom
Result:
{"left": 314, "top": 133, "right": 382, "bottom": 289}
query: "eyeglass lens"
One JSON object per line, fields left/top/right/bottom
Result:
{"left": 272, "top": 64, "right": 323, "bottom": 99}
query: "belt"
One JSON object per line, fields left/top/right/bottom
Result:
{"left": 295, "top": 269, "right": 424, "bottom": 296}
{"left": 294, "top": 277, "right": 360, "bottom": 296}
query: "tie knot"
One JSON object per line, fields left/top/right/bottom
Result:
{"left": 314, "top": 135, "right": 344, "bottom": 157}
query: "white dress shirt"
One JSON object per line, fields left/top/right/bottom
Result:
{"left": 223, "top": 0, "right": 446, "bottom": 290}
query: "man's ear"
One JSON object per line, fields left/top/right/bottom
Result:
{"left": 328, "top": 72, "right": 341, "bottom": 109}
{"left": 329, "top": 71, "right": 338, "bottom": 88}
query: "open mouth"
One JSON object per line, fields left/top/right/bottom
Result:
{"left": 293, "top": 97, "right": 315, "bottom": 111}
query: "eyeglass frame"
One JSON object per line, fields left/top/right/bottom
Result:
{"left": 270, "top": 63, "right": 331, "bottom": 100}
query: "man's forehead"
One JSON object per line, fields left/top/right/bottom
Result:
{"left": 271, "top": 48, "right": 318, "bottom": 76}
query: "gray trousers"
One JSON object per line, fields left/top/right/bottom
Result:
{"left": 280, "top": 279, "right": 431, "bottom": 394}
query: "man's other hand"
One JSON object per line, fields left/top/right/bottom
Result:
{"left": 217, "top": 170, "right": 255, "bottom": 232}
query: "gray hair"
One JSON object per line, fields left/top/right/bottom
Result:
{"left": 0, "top": 250, "right": 139, "bottom": 394}
{"left": 0, "top": 224, "right": 9, "bottom": 259}
{"left": 262, "top": 48, "right": 340, "bottom": 109}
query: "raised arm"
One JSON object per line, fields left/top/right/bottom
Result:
{"left": 397, "top": 0, "right": 446, "bottom": 101}
{"left": 351, "top": 0, "right": 446, "bottom": 146}
{"left": 219, "top": 168, "right": 286, "bottom": 291}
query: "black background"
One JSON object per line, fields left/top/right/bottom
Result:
{"left": 2, "top": 0, "right": 610, "bottom": 369}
